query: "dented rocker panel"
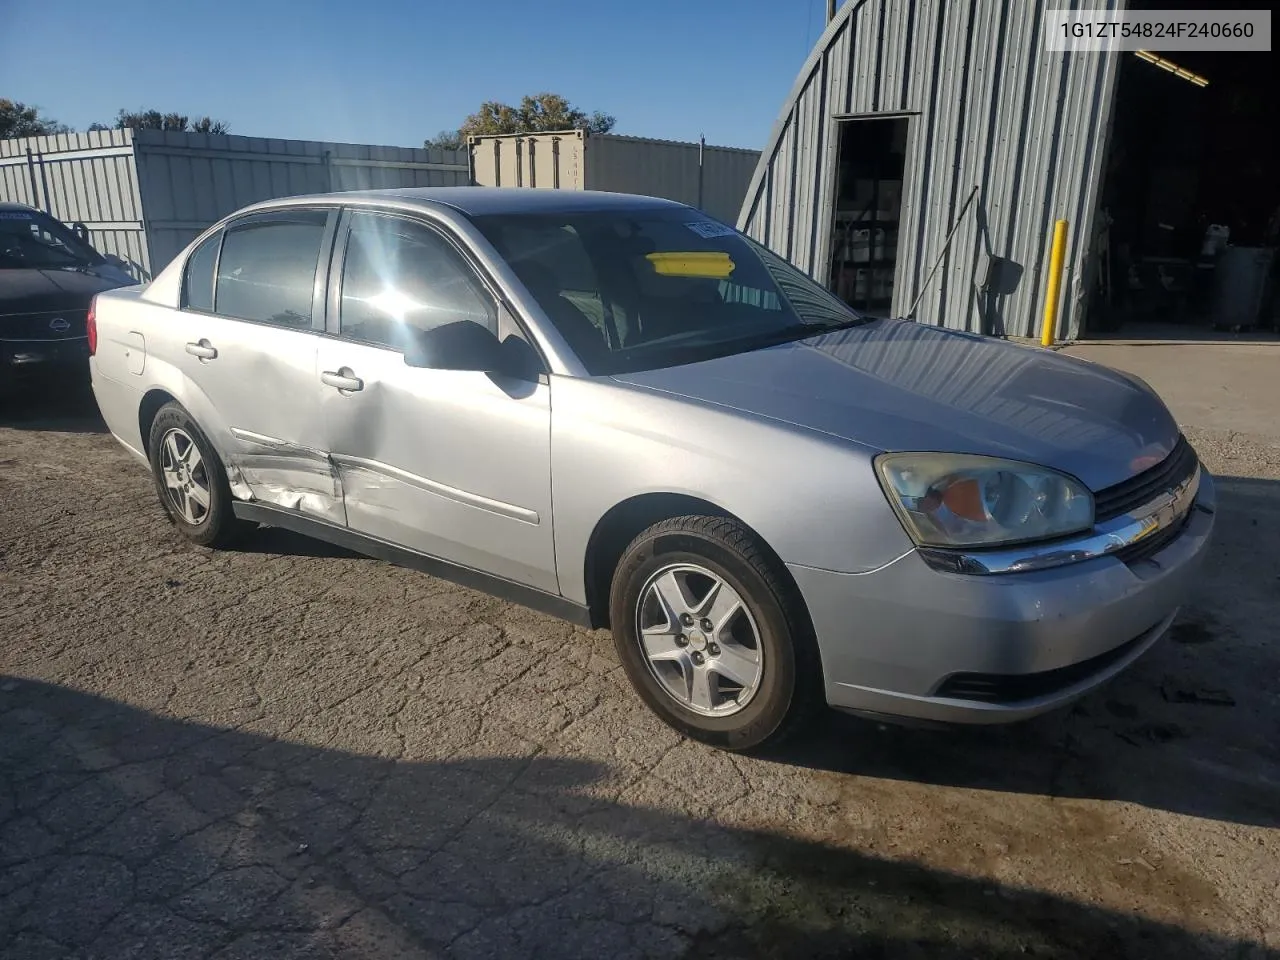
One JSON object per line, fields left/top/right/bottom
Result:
{"left": 231, "top": 500, "right": 593, "bottom": 627}
{"left": 226, "top": 426, "right": 348, "bottom": 523}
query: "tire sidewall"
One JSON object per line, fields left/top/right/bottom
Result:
{"left": 147, "top": 404, "right": 232, "bottom": 547}
{"left": 610, "top": 528, "right": 798, "bottom": 750}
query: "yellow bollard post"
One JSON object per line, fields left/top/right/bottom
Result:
{"left": 1041, "top": 219, "right": 1069, "bottom": 346}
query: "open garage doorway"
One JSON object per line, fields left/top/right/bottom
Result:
{"left": 1087, "top": 23, "right": 1279, "bottom": 338}
{"left": 826, "top": 116, "right": 910, "bottom": 316}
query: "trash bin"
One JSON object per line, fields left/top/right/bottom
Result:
{"left": 1211, "top": 246, "right": 1277, "bottom": 330}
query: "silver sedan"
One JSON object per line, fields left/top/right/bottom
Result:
{"left": 88, "top": 188, "right": 1215, "bottom": 750}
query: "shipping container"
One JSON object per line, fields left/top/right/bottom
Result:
{"left": 468, "top": 131, "right": 761, "bottom": 225}
{"left": 1, "top": 129, "right": 469, "bottom": 280}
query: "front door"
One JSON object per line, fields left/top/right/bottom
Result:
{"left": 170, "top": 208, "right": 344, "bottom": 523}
{"left": 317, "top": 209, "right": 557, "bottom": 593}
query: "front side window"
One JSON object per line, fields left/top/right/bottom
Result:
{"left": 214, "top": 211, "right": 326, "bottom": 329}
{"left": 339, "top": 212, "right": 495, "bottom": 350}
{"left": 183, "top": 232, "right": 220, "bottom": 312}
{"left": 472, "top": 209, "right": 864, "bottom": 374}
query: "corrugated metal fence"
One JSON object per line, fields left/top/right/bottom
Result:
{"left": 0, "top": 129, "right": 150, "bottom": 278}
{"left": 0, "top": 129, "right": 470, "bottom": 280}
{"left": 585, "top": 134, "right": 761, "bottom": 225}
{"left": 739, "top": 0, "right": 1124, "bottom": 338}
{"left": 133, "top": 130, "right": 470, "bottom": 271}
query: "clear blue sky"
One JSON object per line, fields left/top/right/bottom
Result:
{"left": 3, "top": 0, "right": 832, "bottom": 150}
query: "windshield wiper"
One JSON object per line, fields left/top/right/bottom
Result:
{"left": 736, "top": 317, "right": 868, "bottom": 352}
{"left": 814, "top": 315, "right": 872, "bottom": 333}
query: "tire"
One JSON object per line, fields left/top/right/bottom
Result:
{"left": 147, "top": 402, "right": 246, "bottom": 548}
{"left": 608, "top": 515, "right": 821, "bottom": 752}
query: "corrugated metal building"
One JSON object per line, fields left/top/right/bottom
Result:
{"left": 470, "top": 131, "right": 761, "bottom": 225}
{"left": 0, "top": 128, "right": 469, "bottom": 281}
{"left": 738, "top": 0, "right": 1122, "bottom": 338}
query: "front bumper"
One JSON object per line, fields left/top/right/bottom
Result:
{"left": 1, "top": 336, "right": 90, "bottom": 374}
{"left": 792, "top": 471, "right": 1217, "bottom": 724}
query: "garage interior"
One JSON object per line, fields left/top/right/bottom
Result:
{"left": 1088, "top": 27, "right": 1278, "bottom": 336}
{"left": 826, "top": 117, "right": 909, "bottom": 316}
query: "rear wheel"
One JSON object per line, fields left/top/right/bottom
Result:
{"left": 609, "top": 515, "right": 820, "bottom": 751}
{"left": 147, "top": 402, "right": 246, "bottom": 548}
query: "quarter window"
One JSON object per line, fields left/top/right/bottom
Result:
{"left": 339, "top": 212, "right": 495, "bottom": 350}
{"left": 182, "top": 232, "right": 220, "bottom": 312}
{"left": 214, "top": 212, "right": 327, "bottom": 329}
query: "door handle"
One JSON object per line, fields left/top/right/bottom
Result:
{"left": 321, "top": 368, "right": 364, "bottom": 392}
{"left": 185, "top": 339, "right": 217, "bottom": 361}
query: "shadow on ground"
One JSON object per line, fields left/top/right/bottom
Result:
{"left": 771, "top": 475, "right": 1280, "bottom": 830}
{"left": 1, "top": 676, "right": 1273, "bottom": 960}
{"left": 228, "top": 526, "right": 361, "bottom": 561}
{"left": 0, "top": 374, "right": 105, "bottom": 434}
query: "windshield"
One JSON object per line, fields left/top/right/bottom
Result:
{"left": 0, "top": 209, "right": 104, "bottom": 270}
{"left": 471, "top": 209, "right": 866, "bottom": 374}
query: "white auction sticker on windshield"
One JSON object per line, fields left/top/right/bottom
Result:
{"left": 684, "top": 221, "right": 736, "bottom": 239}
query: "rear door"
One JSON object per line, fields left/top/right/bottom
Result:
{"left": 316, "top": 208, "right": 557, "bottom": 592}
{"left": 171, "top": 207, "right": 344, "bottom": 522}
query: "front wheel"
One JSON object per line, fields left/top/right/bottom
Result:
{"left": 608, "top": 516, "right": 820, "bottom": 751}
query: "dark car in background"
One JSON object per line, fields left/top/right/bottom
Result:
{"left": 1, "top": 203, "right": 136, "bottom": 398}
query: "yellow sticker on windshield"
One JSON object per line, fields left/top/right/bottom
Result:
{"left": 645, "top": 251, "right": 736, "bottom": 280}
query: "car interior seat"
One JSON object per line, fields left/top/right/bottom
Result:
{"left": 510, "top": 260, "right": 610, "bottom": 366}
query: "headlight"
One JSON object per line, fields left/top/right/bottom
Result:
{"left": 875, "top": 453, "right": 1094, "bottom": 548}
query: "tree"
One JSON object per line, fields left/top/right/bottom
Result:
{"left": 0, "top": 99, "right": 69, "bottom": 139}
{"left": 109, "top": 109, "right": 229, "bottom": 134}
{"left": 189, "top": 117, "right": 228, "bottom": 134}
{"left": 425, "top": 93, "right": 613, "bottom": 150}
{"left": 424, "top": 129, "right": 465, "bottom": 151}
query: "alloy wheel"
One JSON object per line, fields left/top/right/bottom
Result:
{"left": 635, "top": 563, "right": 764, "bottom": 716}
{"left": 158, "top": 427, "right": 211, "bottom": 525}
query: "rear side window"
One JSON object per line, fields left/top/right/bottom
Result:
{"left": 339, "top": 212, "right": 495, "bottom": 350}
{"left": 214, "top": 212, "right": 327, "bottom": 329}
{"left": 182, "top": 232, "right": 220, "bottom": 312}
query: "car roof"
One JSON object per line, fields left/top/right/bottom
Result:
{"left": 0, "top": 202, "right": 41, "bottom": 213}
{"left": 256, "top": 187, "right": 689, "bottom": 218}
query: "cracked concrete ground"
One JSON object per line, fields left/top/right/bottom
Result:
{"left": 2, "top": 338, "right": 1278, "bottom": 958}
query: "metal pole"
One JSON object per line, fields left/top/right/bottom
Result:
{"left": 1041, "top": 219, "right": 1070, "bottom": 346}
{"left": 697, "top": 134, "right": 705, "bottom": 211}
{"left": 907, "top": 185, "right": 980, "bottom": 319}
{"left": 25, "top": 148, "right": 41, "bottom": 209}
{"left": 827, "top": 0, "right": 837, "bottom": 23}
{"left": 36, "top": 152, "right": 52, "bottom": 215}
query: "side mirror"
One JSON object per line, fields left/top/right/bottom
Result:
{"left": 70, "top": 222, "right": 91, "bottom": 244}
{"left": 403, "top": 320, "right": 509, "bottom": 373}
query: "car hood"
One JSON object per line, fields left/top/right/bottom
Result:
{"left": 611, "top": 319, "right": 1180, "bottom": 491}
{"left": 0, "top": 265, "right": 132, "bottom": 316}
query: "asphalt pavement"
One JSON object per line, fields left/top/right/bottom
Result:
{"left": 2, "top": 357, "right": 1277, "bottom": 959}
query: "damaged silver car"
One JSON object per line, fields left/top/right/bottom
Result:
{"left": 89, "top": 188, "right": 1215, "bottom": 750}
